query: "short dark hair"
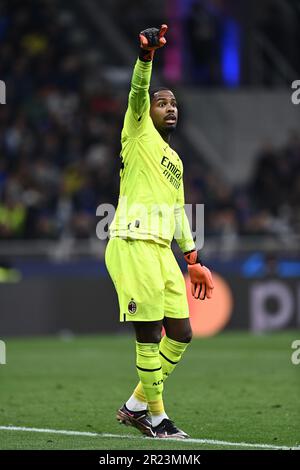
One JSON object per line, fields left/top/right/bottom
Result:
{"left": 149, "top": 86, "right": 173, "bottom": 102}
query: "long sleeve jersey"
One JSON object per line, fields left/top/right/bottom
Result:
{"left": 109, "top": 58, "right": 195, "bottom": 253}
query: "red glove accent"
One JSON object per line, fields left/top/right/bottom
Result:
{"left": 139, "top": 24, "right": 168, "bottom": 61}
{"left": 184, "top": 250, "right": 214, "bottom": 300}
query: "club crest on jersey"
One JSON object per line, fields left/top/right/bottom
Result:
{"left": 128, "top": 299, "right": 137, "bottom": 315}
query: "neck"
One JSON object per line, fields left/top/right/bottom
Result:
{"left": 159, "top": 130, "right": 171, "bottom": 143}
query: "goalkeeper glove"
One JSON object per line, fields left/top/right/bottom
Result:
{"left": 184, "top": 250, "right": 214, "bottom": 300}
{"left": 139, "top": 24, "right": 168, "bottom": 62}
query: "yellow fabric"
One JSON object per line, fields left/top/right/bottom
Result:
{"left": 135, "top": 342, "right": 164, "bottom": 415}
{"left": 0, "top": 204, "right": 26, "bottom": 235}
{"left": 133, "top": 381, "right": 146, "bottom": 403}
{"left": 109, "top": 58, "right": 195, "bottom": 253}
{"left": 148, "top": 399, "right": 165, "bottom": 416}
{"left": 134, "top": 336, "right": 189, "bottom": 403}
{"left": 105, "top": 237, "right": 189, "bottom": 322}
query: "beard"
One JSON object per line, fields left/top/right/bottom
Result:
{"left": 162, "top": 122, "right": 177, "bottom": 135}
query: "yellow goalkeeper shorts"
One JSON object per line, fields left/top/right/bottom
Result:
{"left": 105, "top": 237, "right": 189, "bottom": 322}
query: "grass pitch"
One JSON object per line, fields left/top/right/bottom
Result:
{"left": 0, "top": 332, "right": 299, "bottom": 450}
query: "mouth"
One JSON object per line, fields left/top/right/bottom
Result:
{"left": 164, "top": 114, "right": 177, "bottom": 124}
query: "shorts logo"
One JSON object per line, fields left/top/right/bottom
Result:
{"left": 128, "top": 299, "right": 137, "bottom": 315}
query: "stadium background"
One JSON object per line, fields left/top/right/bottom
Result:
{"left": 0, "top": 0, "right": 299, "bottom": 336}
{"left": 0, "top": 0, "right": 299, "bottom": 451}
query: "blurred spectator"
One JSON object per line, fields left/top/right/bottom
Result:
{"left": 0, "top": 0, "right": 299, "bottom": 245}
{"left": 0, "top": 0, "right": 122, "bottom": 240}
{"left": 0, "top": 192, "right": 26, "bottom": 238}
{"left": 185, "top": 1, "right": 221, "bottom": 85}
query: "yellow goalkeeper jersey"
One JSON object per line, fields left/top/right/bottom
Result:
{"left": 109, "top": 58, "right": 195, "bottom": 253}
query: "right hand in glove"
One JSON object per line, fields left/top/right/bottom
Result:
{"left": 139, "top": 24, "right": 168, "bottom": 61}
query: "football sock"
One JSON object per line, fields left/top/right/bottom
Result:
{"left": 159, "top": 336, "right": 190, "bottom": 380}
{"left": 135, "top": 341, "right": 165, "bottom": 418}
{"left": 132, "top": 336, "right": 190, "bottom": 409}
{"left": 126, "top": 394, "right": 147, "bottom": 412}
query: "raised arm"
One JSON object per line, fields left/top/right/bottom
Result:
{"left": 123, "top": 25, "right": 168, "bottom": 135}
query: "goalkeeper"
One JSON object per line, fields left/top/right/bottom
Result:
{"left": 105, "top": 25, "right": 214, "bottom": 439}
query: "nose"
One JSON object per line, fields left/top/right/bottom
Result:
{"left": 166, "top": 102, "right": 175, "bottom": 113}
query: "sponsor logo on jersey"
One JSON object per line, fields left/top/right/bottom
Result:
{"left": 161, "top": 156, "right": 181, "bottom": 189}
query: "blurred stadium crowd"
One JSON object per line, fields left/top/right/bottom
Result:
{"left": 0, "top": 0, "right": 299, "bottom": 241}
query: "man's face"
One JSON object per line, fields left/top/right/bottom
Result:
{"left": 150, "top": 90, "right": 178, "bottom": 134}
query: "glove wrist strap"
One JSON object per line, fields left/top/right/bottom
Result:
{"left": 139, "top": 48, "right": 154, "bottom": 62}
{"left": 184, "top": 250, "right": 203, "bottom": 266}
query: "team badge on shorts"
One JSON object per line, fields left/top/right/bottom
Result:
{"left": 128, "top": 299, "right": 137, "bottom": 315}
